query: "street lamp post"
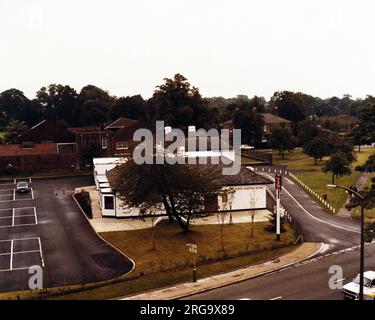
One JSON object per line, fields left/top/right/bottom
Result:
{"left": 326, "top": 184, "right": 365, "bottom": 300}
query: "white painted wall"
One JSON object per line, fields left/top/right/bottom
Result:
{"left": 218, "top": 185, "right": 267, "bottom": 211}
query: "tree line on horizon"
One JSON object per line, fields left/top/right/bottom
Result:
{"left": 0, "top": 73, "right": 374, "bottom": 146}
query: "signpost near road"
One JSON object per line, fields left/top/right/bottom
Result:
{"left": 186, "top": 243, "right": 198, "bottom": 282}
{"left": 275, "top": 174, "right": 282, "bottom": 241}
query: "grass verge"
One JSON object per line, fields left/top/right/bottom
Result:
{"left": 273, "top": 148, "right": 375, "bottom": 214}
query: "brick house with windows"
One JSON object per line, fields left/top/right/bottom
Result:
{"left": 0, "top": 120, "right": 80, "bottom": 172}
{"left": 68, "top": 117, "right": 143, "bottom": 167}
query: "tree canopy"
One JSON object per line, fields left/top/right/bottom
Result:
{"left": 113, "top": 158, "right": 222, "bottom": 232}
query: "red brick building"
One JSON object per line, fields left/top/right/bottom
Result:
{"left": 0, "top": 117, "right": 145, "bottom": 172}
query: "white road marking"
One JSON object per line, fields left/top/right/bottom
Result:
{"left": 262, "top": 173, "right": 360, "bottom": 234}
{"left": 33, "top": 206, "right": 38, "bottom": 225}
{"left": 38, "top": 237, "right": 44, "bottom": 267}
{"left": 334, "top": 278, "right": 346, "bottom": 283}
{"left": 12, "top": 208, "right": 15, "bottom": 226}
{"left": 238, "top": 298, "right": 251, "bottom": 300}
{"left": 31, "top": 187, "right": 34, "bottom": 199}
{"left": 0, "top": 237, "right": 44, "bottom": 272}
{"left": 10, "top": 240, "right": 13, "bottom": 270}
{"left": 13, "top": 188, "right": 15, "bottom": 201}
{"left": 269, "top": 296, "right": 282, "bottom": 300}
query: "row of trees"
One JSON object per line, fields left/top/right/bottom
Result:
{"left": 1, "top": 74, "right": 374, "bottom": 136}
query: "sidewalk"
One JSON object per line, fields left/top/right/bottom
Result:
{"left": 122, "top": 242, "right": 321, "bottom": 300}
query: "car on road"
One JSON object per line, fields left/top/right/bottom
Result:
{"left": 16, "top": 181, "right": 30, "bottom": 193}
{"left": 342, "top": 271, "right": 375, "bottom": 300}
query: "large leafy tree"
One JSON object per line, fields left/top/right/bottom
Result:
{"left": 113, "top": 158, "right": 221, "bottom": 232}
{"left": 109, "top": 95, "right": 148, "bottom": 121}
{"left": 232, "top": 101, "right": 265, "bottom": 147}
{"left": 270, "top": 91, "right": 308, "bottom": 123}
{"left": 150, "top": 74, "right": 214, "bottom": 130}
{"left": 80, "top": 100, "right": 108, "bottom": 126}
{"left": 0, "top": 89, "right": 40, "bottom": 127}
{"left": 36, "top": 84, "right": 80, "bottom": 127}
{"left": 297, "top": 118, "right": 320, "bottom": 146}
{"left": 322, "top": 151, "right": 352, "bottom": 185}
{"left": 269, "top": 127, "right": 297, "bottom": 159}
{"left": 303, "top": 136, "right": 331, "bottom": 165}
{"left": 3, "top": 120, "right": 28, "bottom": 144}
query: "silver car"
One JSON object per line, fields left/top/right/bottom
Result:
{"left": 16, "top": 181, "right": 29, "bottom": 193}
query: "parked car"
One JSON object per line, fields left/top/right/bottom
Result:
{"left": 342, "top": 271, "right": 375, "bottom": 300}
{"left": 16, "top": 181, "right": 29, "bottom": 193}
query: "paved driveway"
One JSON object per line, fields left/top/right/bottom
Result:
{"left": 0, "top": 176, "right": 133, "bottom": 293}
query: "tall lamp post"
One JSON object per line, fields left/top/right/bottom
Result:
{"left": 326, "top": 184, "right": 365, "bottom": 300}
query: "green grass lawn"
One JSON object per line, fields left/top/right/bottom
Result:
{"left": 273, "top": 148, "right": 375, "bottom": 216}
{"left": 0, "top": 221, "right": 297, "bottom": 300}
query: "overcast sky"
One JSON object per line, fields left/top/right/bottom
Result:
{"left": 1, "top": 0, "right": 374, "bottom": 100}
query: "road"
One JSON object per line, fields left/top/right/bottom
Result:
{"left": 184, "top": 243, "right": 375, "bottom": 300}
{"left": 260, "top": 170, "right": 360, "bottom": 251}
{"left": 0, "top": 176, "right": 133, "bottom": 293}
{"left": 184, "top": 167, "right": 367, "bottom": 300}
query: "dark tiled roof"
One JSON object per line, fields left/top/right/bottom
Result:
{"left": 104, "top": 117, "right": 139, "bottom": 130}
{"left": 0, "top": 143, "right": 58, "bottom": 156}
{"left": 260, "top": 113, "right": 291, "bottom": 124}
{"left": 106, "top": 163, "right": 272, "bottom": 191}
{"left": 68, "top": 127, "right": 103, "bottom": 134}
{"left": 18, "top": 120, "right": 75, "bottom": 143}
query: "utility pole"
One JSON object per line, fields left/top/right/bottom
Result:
{"left": 275, "top": 174, "right": 282, "bottom": 241}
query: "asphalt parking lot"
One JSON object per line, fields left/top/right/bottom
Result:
{"left": 0, "top": 176, "right": 133, "bottom": 293}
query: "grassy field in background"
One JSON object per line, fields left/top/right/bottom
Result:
{"left": 43, "top": 221, "right": 297, "bottom": 300}
{"left": 272, "top": 148, "right": 375, "bottom": 216}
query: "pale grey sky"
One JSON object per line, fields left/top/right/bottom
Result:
{"left": 1, "top": 0, "right": 374, "bottom": 100}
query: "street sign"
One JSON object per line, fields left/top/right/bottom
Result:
{"left": 275, "top": 174, "right": 282, "bottom": 191}
{"left": 186, "top": 243, "right": 197, "bottom": 254}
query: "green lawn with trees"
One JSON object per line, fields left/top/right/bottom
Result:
{"left": 272, "top": 148, "right": 375, "bottom": 217}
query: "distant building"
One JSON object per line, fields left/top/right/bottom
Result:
{"left": 260, "top": 113, "right": 292, "bottom": 134}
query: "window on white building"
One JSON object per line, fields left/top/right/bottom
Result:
{"left": 116, "top": 141, "right": 128, "bottom": 150}
{"left": 102, "top": 137, "right": 107, "bottom": 149}
{"left": 104, "top": 196, "right": 114, "bottom": 209}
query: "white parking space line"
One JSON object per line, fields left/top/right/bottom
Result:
{"left": 33, "top": 207, "right": 38, "bottom": 225}
{"left": 14, "top": 179, "right": 16, "bottom": 184}
{"left": 0, "top": 237, "right": 44, "bottom": 272}
{"left": 31, "top": 187, "right": 34, "bottom": 199}
{"left": 0, "top": 207, "right": 37, "bottom": 228}
{"left": 29, "top": 178, "right": 32, "bottom": 183}
{"left": 37, "top": 237, "right": 44, "bottom": 267}
{"left": 10, "top": 240, "right": 14, "bottom": 270}
{"left": 269, "top": 296, "right": 282, "bottom": 300}
{"left": 13, "top": 189, "right": 15, "bottom": 201}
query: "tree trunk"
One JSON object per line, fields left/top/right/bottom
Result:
{"left": 314, "top": 157, "right": 317, "bottom": 165}
{"left": 251, "top": 214, "right": 254, "bottom": 238}
{"left": 183, "top": 214, "right": 191, "bottom": 233}
{"left": 151, "top": 219, "right": 156, "bottom": 250}
{"left": 220, "top": 214, "right": 225, "bottom": 252}
{"left": 332, "top": 174, "right": 335, "bottom": 185}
